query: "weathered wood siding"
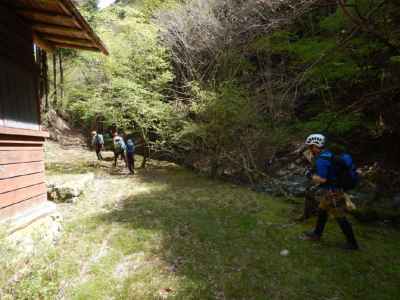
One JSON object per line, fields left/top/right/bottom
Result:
{"left": 0, "top": 5, "right": 48, "bottom": 221}
{"left": 0, "top": 141, "right": 47, "bottom": 220}
{"left": 0, "top": 5, "right": 39, "bottom": 130}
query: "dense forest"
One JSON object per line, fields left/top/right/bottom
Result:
{"left": 2, "top": 1, "right": 400, "bottom": 298}
{"left": 50, "top": 0, "right": 400, "bottom": 183}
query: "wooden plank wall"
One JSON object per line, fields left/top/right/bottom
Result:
{"left": 0, "top": 5, "right": 49, "bottom": 221}
{"left": 0, "top": 138, "right": 47, "bottom": 221}
{"left": 0, "top": 5, "right": 40, "bottom": 131}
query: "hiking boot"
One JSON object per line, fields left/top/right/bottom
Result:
{"left": 302, "top": 231, "right": 321, "bottom": 241}
{"left": 336, "top": 217, "right": 359, "bottom": 251}
{"left": 339, "top": 243, "right": 360, "bottom": 251}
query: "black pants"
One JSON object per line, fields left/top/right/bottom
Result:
{"left": 314, "top": 209, "right": 359, "bottom": 248}
{"left": 114, "top": 151, "right": 126, "bottom": 167}
{"left": 303, "top": 188, "right": 319, "bottom": 219}
{"left": 127, "top": 153, "right": 135, "bottom": 173}
{"left": 95, "top": 145, "right": 103, "bottom": 160}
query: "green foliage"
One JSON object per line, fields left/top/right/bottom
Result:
{"left": 390, "top": 56, "right": 400, "bottom": 64}
{"left": 116, "top": 0, "right": 178, "bottom": 14}
{"left": 218, "top": 50, "right": 257, "bottom": 80}
{"left": 65, "top": 5, "right": 178, "bottom": 146}
{"left": 319, "top": 9, "right": 346, "bottom": 33}
{"left": 289, "top": 38, "right": 335, "bottom": 63}
{"left": 63, "top": 0, "right": 400, "bottom": 177}
{"left": 178, "top": 82, "right": 259, "bottom": 151}
{"left": 79, "top": 0, "right": 99, "bottom": 23}
{"left": 0, "top": 228, "right": 16, "bottom": 291}
{"left": 249, "top": 36, "right": 271, "bottom": 53}
{"left": 268, "top": 31, "right": 295, "bottom": 53}
{"left": 299, "top": 111, "right": 363, "bottom": 136}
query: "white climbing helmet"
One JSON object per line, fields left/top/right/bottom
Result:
{"left": 305, "top": 134, "right": 326, "bottom": 148}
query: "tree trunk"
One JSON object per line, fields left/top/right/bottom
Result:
{"left": 58, "top": 50, "right": 64, "bottom": 100}
{"left": 43, "top": 51, "right": 49, "bottom": 112}
{"left": 53, "top": 52, "right": 57, "bottom": 107}
{"left": 140, "top": 128, "right": 149, "bottom": 169}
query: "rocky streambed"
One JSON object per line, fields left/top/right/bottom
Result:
{"left": 255, "top": 161, "right": 400, "bottom": 224}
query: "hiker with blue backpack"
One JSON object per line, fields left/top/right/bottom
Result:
{"left": 126, "top": 138, "right": 135, "bottom": 174}
{"left": 302, "top": 134, "right": 360, "bottom": 250}
{"left": 92, "top": 131, "right": 104, "bottom": 161}
{"left": 113, "top": 132, "right": 127, "bottom": 167}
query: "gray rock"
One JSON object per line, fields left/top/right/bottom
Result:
{"left": 47, "top": 173, "right": 94, "bottom": 203}
{"left": 263, "top": 175, "right": 310, "bottom": 197}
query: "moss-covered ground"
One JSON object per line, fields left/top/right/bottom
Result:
{"left": 1, "top": 142, "right": 399, "bottom": 299}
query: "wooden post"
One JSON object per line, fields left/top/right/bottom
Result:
{"left": 44, "top": 51, "right": 49, "bottom": 112}
{"left": 53, "top": 52, "right": 57, "bottom": 107}
{"left": 58, "top": 50, "right": 64, "bottom": 99}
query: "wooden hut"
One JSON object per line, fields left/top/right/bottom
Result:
{"left": 0, "top": 0, "right": 107, "bottom": 230}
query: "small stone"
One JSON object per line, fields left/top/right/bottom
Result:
{"left": 280, "top": 249, "right": 289, "bottom": 256}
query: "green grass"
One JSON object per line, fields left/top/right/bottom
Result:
{"left": 2, "top": 147, "right": 400, "bottom": 299}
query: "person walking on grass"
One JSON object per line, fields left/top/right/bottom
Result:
{"left": 126, "top": 138, "right": 135, "bottom": 174}
{"left": 113, "top": 132, "right": 127, "bottom": 167}
{"left": 91, "top": 131, "right": 104, "bottom": 161}
{"left": 302, "top": 134, "right": 359, "bottom": 250}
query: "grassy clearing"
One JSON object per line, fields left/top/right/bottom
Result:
{"left": 1, "top": 143, "right": 400, "bottom": 299}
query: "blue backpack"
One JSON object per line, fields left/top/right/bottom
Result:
{"left": 330, "top": 153, "right": 359, "bottom": 191}
{"left": 126, "top": 139, "right": 135, "bottom": 154}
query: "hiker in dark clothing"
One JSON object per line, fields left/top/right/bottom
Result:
{"left": 302, "top": 134, "right": 359, "bottom": 250}
{"left": 126, "top": 138, "right": 135, "bottom": 174}
{"left": 92, "top": 131, "right": 104, "bottom": 160}
{"left": 113, "top": 132, "right": 127, "bottom": 167}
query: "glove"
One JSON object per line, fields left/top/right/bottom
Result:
{"left": 305, "top": 169, "right": 313, "bottom": 179}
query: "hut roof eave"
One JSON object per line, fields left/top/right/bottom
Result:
{"left": 3, "top": 0, "right": 108, "bottom": 55}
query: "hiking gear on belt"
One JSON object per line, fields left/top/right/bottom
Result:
{"left": 318, "top": 190, "right": 347, "bottom": 218}
{"left": 305, "top": 134, "right": 326, "bottom": 148}
{"left": 344, "top": 193, "right": 357, "bottom": 211}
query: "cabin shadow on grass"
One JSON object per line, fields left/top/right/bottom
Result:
{"left": 46, "top": 160, "right": 131, "bottom": 176}
{"left": 96, "top": 169, "right": 400, "bottom": 300}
